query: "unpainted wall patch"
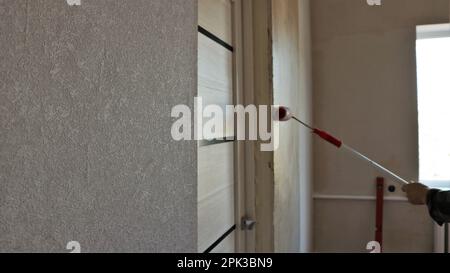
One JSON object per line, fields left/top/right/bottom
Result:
{"left": 66, "top": 0, "right": 81, "bottom": 6}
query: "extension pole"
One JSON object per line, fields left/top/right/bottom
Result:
{"left": 276, "top": 106, "right": 410, "bottom": 186}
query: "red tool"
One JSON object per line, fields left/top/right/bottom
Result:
{"left": 375, "top": 177, "right": 384, "bottom": 250}
{"left": 275, "top": 106, "right": 410, "bottom": 185}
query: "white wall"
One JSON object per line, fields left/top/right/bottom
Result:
{"left": 273, "top": 0, "right": 301, "bottom": 252}
{"left": 273, "top": 0, "right": 313, "bottom": 253}
{"left": 297, "top": 0, "right": 313, "bottom": 253}
{"left": 311, "top": 0, "right": 449, "bottom": 252}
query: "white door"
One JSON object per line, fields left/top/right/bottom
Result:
{"left": 197, "top": 0, "right": 236, "bottom": 253}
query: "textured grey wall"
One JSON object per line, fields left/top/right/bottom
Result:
{"left": 0, "top": 0, "right": 197, "bottom": 252}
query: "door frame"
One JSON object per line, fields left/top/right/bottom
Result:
{"left": 233, "top": 0, "right": 274, "bottom": 253}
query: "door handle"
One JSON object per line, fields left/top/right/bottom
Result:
{"left": 241, "top": 217, "right": 256, "bottom": 230}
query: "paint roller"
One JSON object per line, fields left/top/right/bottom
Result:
{"left": 275, "top": 106, "right": 410, "bottom": 185}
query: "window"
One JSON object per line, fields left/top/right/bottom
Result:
{"left": 416, "top": 23, "right": 450, "bottom": 190}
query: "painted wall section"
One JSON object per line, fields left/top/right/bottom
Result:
{"left": 273, "top": 0, "right": 300, "bottom": 253}
{"left": 0, "top": 0, "right": 197, "bottom": 252}
{"left": 297, "top": 0, "right": 313, "bottom": 253}
{"left": 251, "top": 0, "right": 275, "bottom": 253}
{"left": 311, "top": 0, "right": 449, "bottom": 252}
{"left": 273, "top": 0, "right": 313, "bottom": 253}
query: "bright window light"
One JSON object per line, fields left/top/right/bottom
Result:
{"left": 416, "top": 24, "right": 450, "bottom": 189}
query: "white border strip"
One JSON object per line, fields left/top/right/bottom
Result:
{"left": 417, "top": 23, "right": 450, "bottom": 40}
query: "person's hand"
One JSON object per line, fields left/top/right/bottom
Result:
{"left": 402, "top": 182, "right": 429, "bottom": 205}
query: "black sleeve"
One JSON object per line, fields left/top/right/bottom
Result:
{"left": 426, "top": 189, "right": 450, "bottom": 226}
